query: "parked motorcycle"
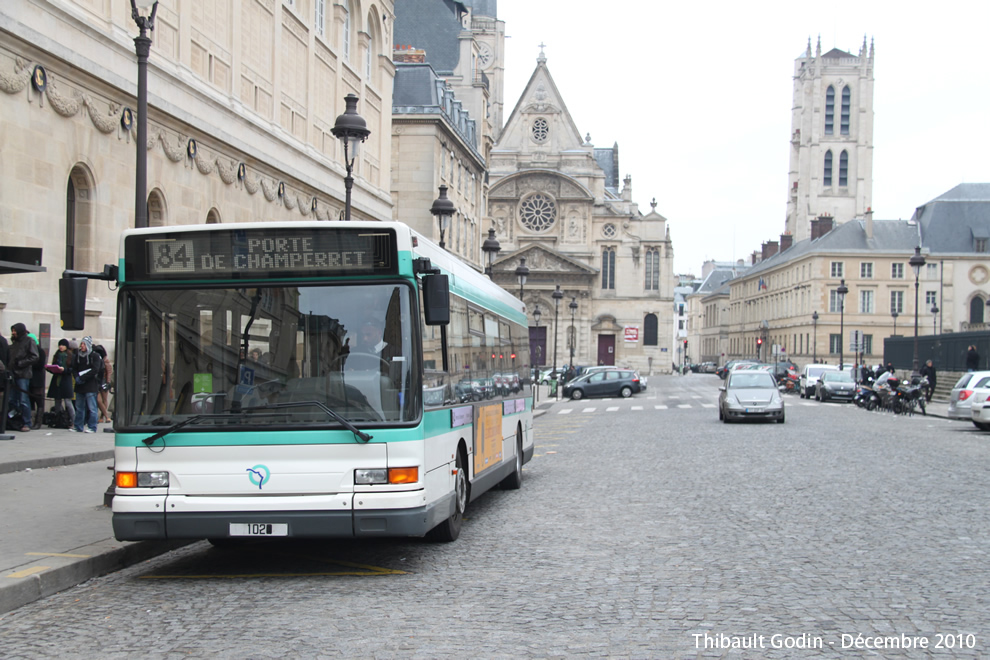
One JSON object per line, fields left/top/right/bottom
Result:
{"left": 894, "top": 376, "right": 928, "bottom": 416}
{"left": 854, "top": 378, "right": 879, "bottom": 409}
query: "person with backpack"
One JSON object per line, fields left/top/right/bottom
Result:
{"left": 71, "top": 336, "right": 103, "bottom": 433}
{"left": 47, "top": 338, "right": 75, "bottom": 425}
{"left": 8, "top": 323, "right": 39, "bottom": 432}
{"left": 94, "top": 344, "right": 113, "bottom": 424}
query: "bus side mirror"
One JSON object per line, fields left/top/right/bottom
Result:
{"left": 422, "top": 274, "right": 450, "bottom": 326}
{"left": 59, "top": 277, "right": 88, "bottom": 331}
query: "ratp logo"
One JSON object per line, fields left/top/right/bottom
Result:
{"left": 246, "top": 465, "right": 270, "bottom": 490}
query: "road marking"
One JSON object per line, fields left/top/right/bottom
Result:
{"left": 631, "top": 406, "right": 643, "bottom": 410}
{"left": 655, "top": 405, "right": 668, "bottom": 409}
{"left": 668, "top": 395, "right": 680, "bottom": 399}
{"left": 691, "top": 395, "right": 702, "bottom": 399}
{"left": 606, "top": 407, "right": 619, "bottom": 412}
{"left": 557, "top": 409, "right": 573, "bottom": 414}
{"left": 582, "top": 407, "right": 596, "bottom": 413}
{"left": 7, "top": 566, "right": 49, "bottom": 579}
{"left": 677, "top": 404, "right": 692, "bottom": 409}
{"left": 701, "top": 403, "right": 716, "bottom": 408}
{"left": 26, "top": 552, "right": 91, "bottom": 558}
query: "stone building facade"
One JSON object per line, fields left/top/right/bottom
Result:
{"left": 0, "top": 0, "right": 395, "bottom": 352}
{"left": 487, "top": 51, "right": 675, "bottom": 375}
{"left": 786, "top": 37, "right": 874, "bottom": 243}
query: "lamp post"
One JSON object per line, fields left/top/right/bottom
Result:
{"left": 568, "top": 297, "right": 578, "bottom": 365}
{"left": 130, "top": 0, "right": 159, "bottom": 229}
{"left": 430, "top": 185, "right": 454, "bottom": 248}
{"left": 909, "top": 246, "right": 927, "bottom": 373}
{"left": 552, "top": 285, "right": 563, "bottom": 389}
{"left": 331, "top": 93, "right": 370, "bottom": 220}
{"left": 837, "top": 279, "right": 848, "bottom": 370}
{"left": 931, "top": 303, "right": 939, "bottom": 335}
{"left": 515, "top": 258, "right": 529, "bottom": 300}
{"left": 481, "top": 228, "right": 500, "bottom": 279}
{"left": 891, "top": 310, "right": 899, "bottom": 336}
{"left": 532, "top": 304, "right": 542, "bottom": 400}
{"left": 812, "top": 310, "right": 819, "bottom": 363}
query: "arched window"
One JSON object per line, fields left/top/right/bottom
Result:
{"left": 644, "top": 313, "right": 658, "bottom": 346}
{"left": 148, "top": 189, "right": 167, "bottom": 227}
{"left": 970, "top": 297, "right": 986, "bottom": 325}
{"left": 644, "top": 247, "right": 660, "bottom": 290}
{"left": 840, "top": 86, "right": 851, "bottom": 135}
{"left": 823, "top": 150, "right": 833, "bottom": 186}
{"left": 66, "top": 165, "right": 95, "bottom": 272}
{"left": 206, "top": 208, "right": 221, "bottom": 224}
{"left": 839, "top": 150, "right": 848, "bottom": 187}
{"left": 342, "top": 2, "right": 351, "bottom": 62}
{"left": 365, "top": 11, "right": 377, "bottom": 83}
{"left": 824, "top": 85, "right": 835, "bottom": 135}
{"left": 601, "top": 247, "right": 616, "bottom": 290}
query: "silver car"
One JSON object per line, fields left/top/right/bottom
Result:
{"left": 947, "top": 371, "right": 990, "bottom": 420}
{"left": 719, "top": 370, "right": 786, "bottom": 424}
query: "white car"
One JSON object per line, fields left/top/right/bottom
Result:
{"left": 968, "top": 388, "right": 990, "bottom": 431}
{"left": 799, "top": 363, "right": 839, "bottom": 398}
{"left": 947, "top": 371, "right": 990, "bottom": 421}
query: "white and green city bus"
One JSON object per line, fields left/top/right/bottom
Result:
{"left": 61, "top": 221, "right": 534, "bottom": 543}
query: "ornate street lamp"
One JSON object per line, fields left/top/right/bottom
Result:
{"left": 837, "top": 279, "right": 848, "bottom": 370}
{"left": 891, "top": 310, "right": 899, "bottom": 336}
{"left": 430, "top": 185, "right": 454, "bottom": 249}
{"left": 909, "top": 246, "right": 927, "bottom": 373}
{"left": 130, "top": 0, "right": 159, "bottom": 229}
{"left": 812, "top": 310, "right": 819, "bottom": 363}
{"left": 568, "top": 297, "right": 578, "bottom": 365}
{"left": 331, "top": 93, "right": 370, "bottom": 220}
{"left": 515, "top": 258, "right": 529, "bottom": 300}
{"left": 532, "top": 304, "right": 542, "bottom": 392}
{"left": 552, "top": 285, "right": 564, "bottom": 383}
{"left": 931, "top": 303, "right": 939, "bottom": 335}
{"left": 481, "top": 228, "right": 500, "bottom": 279}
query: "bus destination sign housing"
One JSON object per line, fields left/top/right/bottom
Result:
{"left": 125, "top": 227, "right": 397, "bottom": 281}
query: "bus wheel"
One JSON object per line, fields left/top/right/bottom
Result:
{"left": 501, "top": 428, "right": 523, "bottom": 490}
{"left": 426, "top": 449, "right": 468, "bottom": 542}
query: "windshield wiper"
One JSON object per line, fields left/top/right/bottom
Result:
{"left": 139, "top": 401, "right": 373, "bottom": 446}
{"left": 238, "top": 401, "right": 373, "bottom": 443}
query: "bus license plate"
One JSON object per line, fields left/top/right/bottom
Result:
{"left": 229, "top": 523, "right": 288, "bottom": 537}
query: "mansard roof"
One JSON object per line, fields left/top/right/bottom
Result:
{"left": 393, "top": 62, "right": 482, "bottom": 160}
{"left": 394, "top": 0, "right": 466, "bottom": 75}
{"left": 915, "top": 183, "right": 990, "bottom": 254}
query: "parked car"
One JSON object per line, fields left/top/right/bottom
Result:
{"left": 718, "top": 370, "right": 785, "bottom": 423}
{"left": 969, "top": 389, "right": 990, "bottom": 431}
{"left": 539, "top": 368, "right": 564, "bottom": 385}
{"left": 947, "top": 371, "right": 990, "bottom": 420}
{"left": 814, "top": 370, "right": 856, "bottom": 402}
{"left": 717, "top": 360, "right": 756, "bottom": 379}
{"left": 799, "top": 363, "right": 839, "bottom": 398}
{"left": 562, "top": 369, "right": 642, "bottom": 400}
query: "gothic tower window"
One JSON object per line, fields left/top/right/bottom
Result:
{"left": 824, "top": 85, "right": 835, "bottom": 135}
{"left": 840, "top": 86, "right": 851, "bottom": 135}
{"left": 839, "top": 150, "right": 848, "bottom": 186}
{"left": 823, "top": 150, "right": 833, "bottom": 186}
{"left": 644, "top": 313, "right": 658, "bottom": 346}
{"left": 601, "top": 247, "right": 616, "bottom": 290}
{"left": 531, "top": 117, "right": 549, "bottom": 143}
{"left": 645, "top": 247, "right": 660, "bottom": 290}
{"left": 519, "top": 193, "right": 556, "bottom": 232}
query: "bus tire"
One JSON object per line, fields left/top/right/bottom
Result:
{"left": 500, "top": 428, "right": 523, "bottom": 490}
{"left": 426, "top": 448, "right": 468, "bottom": 543}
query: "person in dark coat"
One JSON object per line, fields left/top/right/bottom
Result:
{"left": 8, "top": 323, "right": 39, "bottom": 432}
{"left": 47, "top": 338, "right": 75, "bottom": 420}
{"left": 29, "top": 343, "right": 47, "bottom": 428}
{"left": 71, "top": 336, "right": 103, "bottom": 433}
{"left": 920, "top": 359, "right": 937, "bottom": 402}
{"left": 966, "top": 345, "right": 980, "bottom": 372}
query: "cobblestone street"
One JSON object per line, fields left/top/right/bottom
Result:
{"left": 2, "top": 375, "right": 988, "bottom": 658}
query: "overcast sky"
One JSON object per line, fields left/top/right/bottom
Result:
{"left": 495, "top": 1, "right": 990, "bottom": 275}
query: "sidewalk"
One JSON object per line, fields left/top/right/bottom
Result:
{"left": 0, "top": 424, "right": 188, "bottom": 616}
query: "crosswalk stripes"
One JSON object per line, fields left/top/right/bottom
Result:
{"left": 551, "top": 397, "right": 821, "bottom": 415}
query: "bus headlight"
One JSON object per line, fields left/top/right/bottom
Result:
{"left": 117, "top": 472, "right": 169, "bottom": 488}
{"left": 354, "top": 468, "right": 419, "bottom": 485}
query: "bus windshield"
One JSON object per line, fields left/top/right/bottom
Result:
{"left": 118, "top": 282, "right": 419, "bottom": 428}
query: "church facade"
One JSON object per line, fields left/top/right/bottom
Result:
{"left": 487, "top": 51, "right": 675, "bottom": 375}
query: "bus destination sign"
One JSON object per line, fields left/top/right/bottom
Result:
{"left": 126, "top": 228, "right": 396, "bottom": 281}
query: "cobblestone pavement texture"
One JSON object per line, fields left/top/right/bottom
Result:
{"left": 1, "top": 375, "right": 987, "bottom": 658}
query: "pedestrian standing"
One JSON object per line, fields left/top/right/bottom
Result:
{"left": 920, "top": 359, "right": 937, "bottom": 402}
{"left": 94, "top": 344, "right": 113, "bottom": 424}
{"left": 71, "top": 336, "right": 103, "bottom": 433}
{"left": 47, "top": 339, "right": 76, "bottom": 421}
{"left": 965, "top": 345, "right": 980, "bottom": 372}
{"left": 29, "top": 341, "right": 47, "bottom": 428}
{"left": 8, "top": 323, "right": 39, "bottom": 432}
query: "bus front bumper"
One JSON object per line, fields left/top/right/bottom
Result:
{"left": 112, "top": 491, "right": 455, "bottom": 541}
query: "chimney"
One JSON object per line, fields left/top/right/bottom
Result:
{"left": 818, "top": 214, "right": 834, "bottom": 236}
{"left": 780, "top": 233, "right": 793, "bottom": 251}
{"left": 810, "top": 218, "right": 821, "bottom": 240}
{"left": 761, "top": 240, "right": 780, "bottom": 260}
{"left": 864, "top": 207, "right": 874, "bottom": 239}
{"left": 751, "top": 250, "right": 760, "bottom": 265}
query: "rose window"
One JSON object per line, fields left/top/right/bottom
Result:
{"left": 520, "top": 194, "right": 557, "bottom": 232}
{"left": 603, "top": 223, "right": 617, "bottom": 238}
{"left": 531, "top": 118, "right": 549, "bottom": 143}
